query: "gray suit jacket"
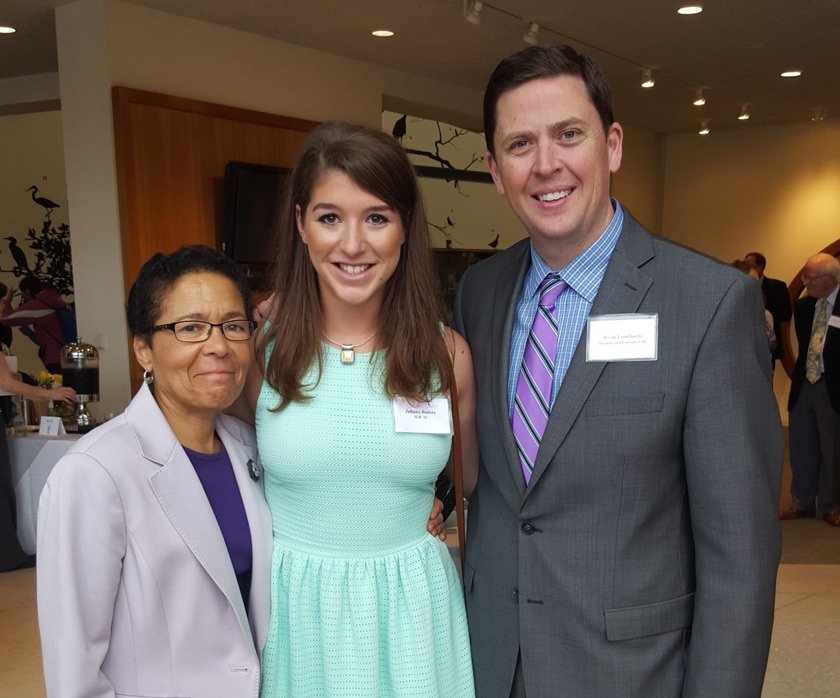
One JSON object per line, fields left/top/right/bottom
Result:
{"left": 454, "top": 212, "right": 782, "bottom": 697}
{"left": 37, "top": 383, "right": 273, "bottom": 697}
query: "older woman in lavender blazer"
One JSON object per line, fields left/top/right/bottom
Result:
{"left": 37, "top": 247, "right": 272, "bottom": 697}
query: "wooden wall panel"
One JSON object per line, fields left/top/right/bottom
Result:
{"left": 111, "top": 87, "right": 317, "bottom": 389}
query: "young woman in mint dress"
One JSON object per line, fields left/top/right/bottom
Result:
{"left": 249, "top": 122, "right": 478, "bottom": 696}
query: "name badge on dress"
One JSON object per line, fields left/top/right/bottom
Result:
{"left": 393, "top": 397, "right": 452, "bottom": 434}
{"left": 586, "top": 313, "right": 658, "bottom": 362}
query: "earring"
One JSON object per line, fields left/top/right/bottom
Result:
{"left": 143, "top": 370, "right": 154, "bottom": 385}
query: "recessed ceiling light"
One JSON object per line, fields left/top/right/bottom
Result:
{"left": 641, "top": 68, "right": 655, "bottom": 89}
{"left": 780, "top": 70, "right": 802, "bottom": 78}
{"left": 371, "top": 29, "right": 394, "bottom": 38}
{"left": 0, "top": 26, "right": 16, "bottom": 34}
{"left": 677, "top": 6, "right": 703, "bottom": 15}
{"left": 693, "top": 88, "right": 706, "bottom": 106}
{"left": 698, "top": 120, "right": 710, "bottom": 135}
{"left": 738, "top": 104, "right": 751, "bottom": 121}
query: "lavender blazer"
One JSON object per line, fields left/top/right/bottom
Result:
{"left": 37, "top": 383, "right": 273, "bottom": 697}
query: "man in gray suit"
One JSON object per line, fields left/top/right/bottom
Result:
{"left": 454, "top": 45, "right": 782, "bottom": 697}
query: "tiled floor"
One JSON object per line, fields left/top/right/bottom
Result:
{"left": 4, "top": 561, "right": 839, "bottom": 696}
{"left": 0, "top": 567, "right": 45, "bottom": 697}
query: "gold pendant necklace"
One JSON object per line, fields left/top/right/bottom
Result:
{"left": 322, "top": 330, "right": 377, "bottom": 364}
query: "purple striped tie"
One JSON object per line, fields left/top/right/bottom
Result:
{"left": 512, "top": 276, "right": 567, "bottom": 484}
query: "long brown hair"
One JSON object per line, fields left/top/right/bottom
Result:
{"left": 261, "top": 121, "right": 450, "bottom": 409}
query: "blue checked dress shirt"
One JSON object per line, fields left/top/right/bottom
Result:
{"left": 507, "top": 201, "right": 624, "bottom": 417}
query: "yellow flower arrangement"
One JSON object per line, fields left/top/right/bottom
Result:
{"left": 38, "top": 371, "right": 64, "bottom": 390}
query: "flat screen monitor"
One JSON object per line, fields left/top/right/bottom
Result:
{"left": 223, "top": 161, "right": 288, "bottom": 265}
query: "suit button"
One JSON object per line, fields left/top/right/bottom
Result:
{"left": 521, "top": 522, "right": 535, "bottom": 535}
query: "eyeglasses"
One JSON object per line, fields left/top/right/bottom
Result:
{"left": 148, "top": 319, "right": 257, "bottom": 343}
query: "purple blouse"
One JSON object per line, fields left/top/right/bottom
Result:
{"left": 183, "top": 442, "right": 253, "bottom": 609}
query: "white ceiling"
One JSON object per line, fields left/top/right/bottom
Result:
{"left": 2, "top": 0, "right": 839, "bottom": 134}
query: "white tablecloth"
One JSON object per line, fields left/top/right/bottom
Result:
{"left": 9, "top": 433, "right": 81, "bottom": 554}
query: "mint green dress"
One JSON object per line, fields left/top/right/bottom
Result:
{"left": 257, "top": 345, "right": 474, "bottom": 697}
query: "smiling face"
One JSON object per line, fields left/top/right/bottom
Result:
{"left": 296, "top": 169, "right": 405, "bottom": 317}
{"left": 487, "top": 74, "right": 623, "bottom": 269}
{"left": 133, "top": 272, "right": 252, "bottom": 421}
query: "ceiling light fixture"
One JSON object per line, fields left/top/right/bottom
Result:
{"left": 780, "top": 70, "right": 802, "bottom": 78}
{"left": 464, "top": 0, "right": 484, "bottom": 25}
{"left": 698, "top": 120, "right": 710, "bottom": 135}
{"left": 812, "top": 109, "right": 826, "bottom": 122}
{"left": 641, "top": 68, "right": 655, "bottom": 88}
{"left": 693, "top": 88, "right": 706, "bottom": 106}
{"left": 678, "top": 5, "right": 703, "bottom": 15}
{"left": 371, "top": 29, "right": 394, "bottom": 38}
{"left": 523, "top": 22, "right": 540, "bottom": 45}
{"left": 738, "top": 104, "right": 751, "bottom": 121}
{"left": 0, "top": 26, "right": 16, "bottom": 34}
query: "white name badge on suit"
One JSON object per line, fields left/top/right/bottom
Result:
{"left": 829, "top": 315, "right": 840, "bottom": 330}
{"left": 586, "top": 313, "right": 658, "bottom": 362}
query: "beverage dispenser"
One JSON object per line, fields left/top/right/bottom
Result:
{"left": 60, "top": 339, "right": 99, "bottom": 431}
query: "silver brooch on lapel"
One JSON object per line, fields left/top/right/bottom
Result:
{"left": 247, "top": 458, "right": 261, "bottom": 482}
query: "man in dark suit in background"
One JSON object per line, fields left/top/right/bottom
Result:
{"left": 782, "top": 252, "right": 840, "bottom": 525}
{"left": 745, "top": 252, "right": 792, "bottom": 368}
{"left": 454, "top": 45, "right": 782, "bottom": 697}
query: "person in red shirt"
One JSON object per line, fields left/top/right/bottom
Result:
{"left": 0, "top": 276, "right": 68, "bottom": 372}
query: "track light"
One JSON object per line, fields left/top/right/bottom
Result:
{"left": 812, "top": 109, "right": 826, "bottom": 122}
{"left": 698, "top": 120, "right": 710, "bottom": 135}
{"left": 523, "top": 22, "right": 540, "bottom": 45}
{"left": 693, "top": 88, "right": 706, "bottom": 106}
{"left": 738, "top": 104, "right": 751, "bottom": 121}
{"left": 641, "top": 68, "right": 655, "bottom": 88}
{"left": 464, "top": 0, "right": 483, "bottom": 25}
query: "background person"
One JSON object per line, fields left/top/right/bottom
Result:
{"left": 454, "top": 45, "right": 781, "bottom": 697}
{"left": 782, "top": 252, "right": 840, "bottom": 525}
{"left": 745, "top": 251, "right": 792, "bottom": 368}
{"left": 37, "top": 246, "right": 273, "bottom": 697}
{"left": 0, "top": 351, "right": 75, "bottom": 573}
{"left": 0, "top": 276, "right": 67, "bottom": 372}
{"left": 733, "top": 259, "right": 777, "bottom": 357}
{"left": 247, "top": 121, "right": 477, "bottom": 696}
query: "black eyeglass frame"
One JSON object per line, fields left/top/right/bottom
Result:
{"left": 146, "top": 319, "right": 257, "bottom": 343}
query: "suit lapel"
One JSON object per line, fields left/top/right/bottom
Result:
{"left": 524, "top": 216, "right": 655, "bottom": 496}
{"left": 490, "top": 242, "right": 532, "bottom": 497}
{"left": 149, "top": 445, "right": 255, "bottom": 646}
{"left": 217, "top": 417, "right": 271, "bottom": 651}
{"left": 127, "top": 386, "right": 255, "bottom": 648}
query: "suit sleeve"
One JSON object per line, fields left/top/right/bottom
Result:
{"left": 765, "top": 279, "right": 792, "bottom": 324}
{"left": 37, "top": 454, "right": 126, "bottom": 698}
{"left": 681, "top": 277, "right": 782, "bottom": 696}
{"left": 453, "top": 265, "right": 473, "bottom": 341}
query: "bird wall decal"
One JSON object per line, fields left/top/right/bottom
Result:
{"left": 27, "top": 186, "right": 60, "bottom": 217}
{"left": 4, "top": 236, "right": 31, "bottom": 273}
{"left": 391, "top": 114, "right": 407, "bottom": 141}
